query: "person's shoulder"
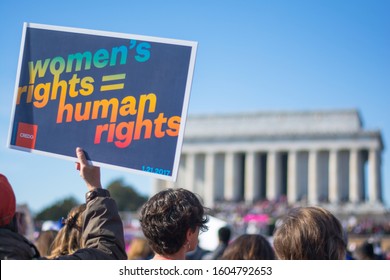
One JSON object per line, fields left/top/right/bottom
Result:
{"left": 0, "top": 228, "right": 40, "bottom": 259}
{"left": 0, "top": 227, "right": 25, "bottom": 241}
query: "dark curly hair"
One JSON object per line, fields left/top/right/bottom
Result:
{"left": 139, "top": 188, "right": 208, "bottom": 256}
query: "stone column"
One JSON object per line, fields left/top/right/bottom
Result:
{"left": 266, "top": 151, "right": 281, "bottom": 200}
{"left": 194, "top": 154, "right": 205, "bottom": 197}
{"left": 329, "top": 149, "right": 340, "bottom": 203}
{"left": 308, "top": 150, "right": 319, "bottom": 204}
{"left": 369, "top": 149, "right": 382, "bottom": 203}
{"left": 287, "top": 150, "right": 298, "bottom": 204}
{"left": 245, "top": 152, "right": 260, "bottom": 203}
{"left": 176, "top": 154, "right": 187, "bottom": 188}
{"left": 349, "top": 149, "right": 363, "bottom": 203}
{"left": 204, "top": 153, "right": 216, "bottom": 208}
{"left": 224, "top": 152, "right": 241, "bottom": 201}
{"left": 317, "top": 151, "right": 329, "bottom": 202}
{"left": 186, "top": 153, "right": 196, "bottom": 193}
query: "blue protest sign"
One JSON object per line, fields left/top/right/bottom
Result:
{"left": 8, "top": 23, "right": 197, "bottom": 181}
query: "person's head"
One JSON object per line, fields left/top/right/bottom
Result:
{"left": 48, "top": 204, "right": 86, "bottom": 258}
{"left": 139, "top": 188, "right": 208, "bottom": 257}
{"left": 354, "top": 241, "right": 375, "bottom": 260}
{"left": 218, "top": 226, "right": 231, "bottom": 245}
{"left": 15, "top": 211, "right": 27, "bottom": 236}
{"left": 35, "top": 230, "right": 58, "bottom": 257}
{"left": 127, "top": 237, "right": 153, "bottom": 260}
{"left": 0, "top": 174, "right": 16, "bottom": 228}
{"left": 221, "top": 234, "right": 275, "bottom": 260}
{"left": 273, "top": 206, "right": 346, "bottom": 260}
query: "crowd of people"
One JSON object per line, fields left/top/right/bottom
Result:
{"left": 1, "top": 147, "right": 389, "bottom": 260}
{"left": 211, "top": 198, "right": 390, "bottom": 237}
{"left": 0, "top": 148, "right": 126, "bottom": 260}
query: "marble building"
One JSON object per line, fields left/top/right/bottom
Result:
{"left": 153, "top": 109, "right": 384, "bottom": 211}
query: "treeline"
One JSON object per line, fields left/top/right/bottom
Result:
{"left": 35, "top": 178, "right": 147, "bottom": 221}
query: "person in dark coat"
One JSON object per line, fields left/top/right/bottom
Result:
{"left": 202, "top": 226, "right": 231, "bottom": 260}
{"left": 0, "top": 147, "right": 126, "bottom": 260}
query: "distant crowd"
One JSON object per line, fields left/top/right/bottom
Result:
{"left": 1, "top": 148, "right": 390, "bottom": 260}
{"left": 211, "top": 197, "right": 390, "bottom": 236}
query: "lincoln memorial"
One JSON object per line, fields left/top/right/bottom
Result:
{"left": 153, "top": 109, "right": 384, "bottom": 211}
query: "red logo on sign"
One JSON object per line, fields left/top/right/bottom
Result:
{"left": 15, "top": 122, "right": 38, "bottom": 149}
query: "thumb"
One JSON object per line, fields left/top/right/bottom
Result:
{"left": 76, "top": 147, "right": 88, "bottom": 167}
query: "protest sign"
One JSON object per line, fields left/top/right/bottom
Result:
{"left": 8, "top": 23, "right": 197, "bottom": 181}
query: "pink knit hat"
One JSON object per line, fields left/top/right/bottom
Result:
{"left": 0, "top": 174, "right": 16, "bottom": 226}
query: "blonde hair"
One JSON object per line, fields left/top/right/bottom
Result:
{"left": 127, "top": 237, "right": 153, "bottom": 260}
{"left": 48, "top": 204, "right": 86, "bottom": 258}
{"left": 273, "top": 206, "right": 346, "bottom": 260}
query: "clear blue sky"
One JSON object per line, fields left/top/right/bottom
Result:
{"left": 0, "top": 0, "right": 389, "bottom": 213}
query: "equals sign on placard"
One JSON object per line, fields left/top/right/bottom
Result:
{"left": 100, "top": 73, "right": 126, "bottom": 91}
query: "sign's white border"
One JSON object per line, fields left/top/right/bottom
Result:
{"left": 8, "top": 22, "right": 197, "bottom": 182}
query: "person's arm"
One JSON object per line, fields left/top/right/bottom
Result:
{"left": 57, "top": 148, "right": 126, "bottom": 260}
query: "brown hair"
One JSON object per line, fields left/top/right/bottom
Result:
{"left": 139, "top": 188, "right": 208, "bottom": 256}
{"left": 221, "top": 234, "right": 275, "bottom": 260}
{"left": 48, "top": 204, "right": 86, "bottom": 258}
{"left": 35, "top": 230, "right": 58, "bottom": 257}
{"left": 273, "top": 206, "right": 346, "bottom": 260}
